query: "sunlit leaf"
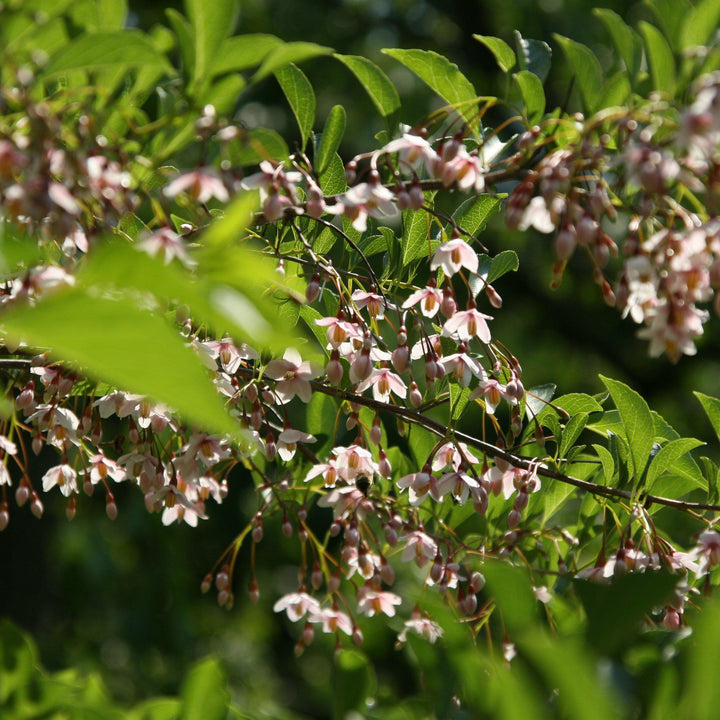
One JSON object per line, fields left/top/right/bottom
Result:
{"left": 334, "top": 54, "right": 400, "bottom": 117}
{"left": 315, "top": 104, "right": 346, "bottom": 175}
{"left": 275, "top": 63, "right": 315, "bottom": 150}
{"left": 473, "top": 34, "right": 516, "bottom": 72}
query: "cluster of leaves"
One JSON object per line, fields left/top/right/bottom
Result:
{"left": 5, "top": 0, "right": 720, "bottom": 717}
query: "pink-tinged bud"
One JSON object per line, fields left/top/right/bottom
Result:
{"left": 106, "top": 495, "right": 118, "bottom": 520}
{"left": 305, "top": 274, "right": 321, "bottom": 303}
{"left": 378, "top": 448, "right": 392, "bottom": 479}
{"left": 473, "top": 488, "right": 488, "bottom": 515}
{"left": 351, "top": 349, "right": 372, "bottom": 382}
{"left": 311, "top": 561, "right": 324, "bottom": 589}
{"left": 346, "top": 413, "right": 358, "bottom": 431}
{"left": 330, "top": 519, "right": 342, "bottom": 537}
{"left": 281, "top": 515, "right": 293, "bottom": 538}
{"left": 507, "top": 509, "right": 521, "bottom": 528}
{"left": 383, "top": 523, "right": 398, "bottom": 547}
{"left": 30, "top": 493, "right": 44, "bottom": 518}
{"left": 345, "top": 160, "right": 357, "bottom": 184}
{"left": 265, "top": 433, "right": 276, "bottom": 461}
{"left": 370, "top": 415, "right": 382, "bottom": 445}
{"left": 298, "top": 525, "right": 308, "bottom": 542}
{"left": 326, "top": 353, "right": 344, "bottom": 386}
{"left": 663, "top": 607, "right": 681, "bottom": 630}
{"left": 201, "top": 573, "right": 213, "bottom": 593}
{"left": 128, "top": 419, "right": 139, "bottom": 444}
{"left": 602, "top": 280, "right": 616, "bottom": 307}
{"left": 346, "top": 522, "right": 360, "bottom": 546}
{"left": 408, "top": 381, "right": 423, "bottom": 408}
{"left": 396, "top": 189, "right": 411, "bottom": 210}
{"left": 430, "top": 555, "right": 444, "bottom": 583}
{"left": 462, "top": 591, "right": 478, "bottom": 616}
{"left": 32, "top": 434, "right": 43, "bottom": 456}
{"left": 244, "top": 383, "right": 258, "bottom": 403}
{"left": 409, "top": 182, "right": 424, "bottom": 210}
{"left": 576, "top": 215, "right": 598, "bottom": 245}
{"left": 303, "top": 621, "right": 315, "bottom": 646}
{"left": 391, "top": 344, "right": 409, "bottom": 373}
{"left": 252, "top": 522, "right": 263, "bottom": 543}
{"left": 249, "top": 579, "right": 260, "bottom": 604}
{"left": 216, "top": 567, "right": 230, "bottom": 591}
{"left": 251, "top": 403, "right": 263, "bottom": 431}
{"left": 0, "top": 502, "right": 8, "bottom": 530}
{"left": 16, "top": 383, "right": 35, "bottom": 410}
{"left": 425, "top": 357, "right": 438, "bottom": 382}
{"left": 15, "top": 482, "right": 29, "bottom": 507}
{"left": 485, "top": 284, "right": 503, "bottom": 309}
{"left": 352, "top": 626, "right": 364, "bottom": 647}
{"left": 514, "top": 491, "right": 529, "bottom": 512}
{"left": 380, "top": 557, "right": 395, "bottom": 585}
{"left": 469, "top": 571, "right": 485, "bottom": 593}
{"left": 218, "top": 589, "right": 230, "bottom": 606}
{"left": 90, "top": 422, "right": 102, "bottom": 444}
{"left": 555, "top": 227, "right": 576, "bottom": 260}
{"left": 80, "top": 406, "right": 92, "bottom": 434}
{"left": 66, "top": 497, "right": 77, "bottom": 521}
{"left": 440, "top": 286, "right": 457, "bottom": 318}
{"left": 328, "top": 569, "right": 342, "bottom": 594}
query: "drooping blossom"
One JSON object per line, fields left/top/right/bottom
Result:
{"left": 264, "top": 348, "right": 321, "bottom": 404}
{"left": 356, "top": 584, "right": 402, "bottom": 618}
{"left": 356, "top": 367, "right": 407, "bottom": 402}
{"left": 442, "top": 306, "right": 493, "bottom": 343}
{"left": 273, "top": 592, "right": 322, "bottom": 622}
{"left": 430, "top": 238, "right": 479, "bottom": 276}
{"left": 163, "top": 168, "right": 229, "bottom": 204}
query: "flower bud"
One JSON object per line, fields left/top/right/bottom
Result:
{"left": 282, "top": 515, "right": 293, "bottom": 538}
{"left": 469, "top": 571, "right": 485, "bottom": 593}
{"left": 311, "top": 561, "right": 323, "bottom": 589}
{"left": 370, "top": 415, "right": 382, "bottom": 445}
{"left": 409, "top": 381, "right": 423, "bottom": 408}
{"left": 328, "top": 569, "right": 342, "bottom": 594}
{"left": 252, "top": 522, "right": 264, "bottom": 543}
{"left": 15, "top": 482, "right": 29, "bottom": 507}
{"left": 383, "top": 523, "right": 398, "bottom": 547}
{"left": 248, "top": 579, "right": 259, "bottom": 604}
{"left": 302, "top": 621, "right": 315, "bottom": 646}
{"left": 378, "top": 448, "right": 392, "bottom": 479}
{"left": 66, "top": 497, "right": 77, "bottom": 521}
{"left": 326, "top": 351, "right": 343, "bottom": 385}
{"left": 380, "top": 557, "right": 395, "bottom": 585}
{"left": 507, "top": 509, "right": 521, "bottom": 528}
{"left": 0, "top": 502, "right": 8, "bottom": 530}
{"left": 352, "top": 626, "right": 364, "bottom": 647}
{"left": 201, "top": 574, "right": 213, "bottom": 593}
{"left": 31, "top": 493, "right": 44, "bottom": 518}
{"left": 391, "top": 344, "right": 409, "bottom": 373}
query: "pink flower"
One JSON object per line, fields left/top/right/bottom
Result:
{"left": 203, "top": 338, "right": 258, "bottom": 374}
{"left": 315, "top": 315, "right": 364, "bottom": 349}
{"left": 277, "top": 427, "right": 316, "bottom": 461}
{"left": 383, "top": 131, "right": 438, "bottom": 173}
{"left": 351, "top": 289, "right": 387, "bottom": 319}
{"left": 398, "top": 609, "right": 443, "bottom": 644}
{"left": 431, "top": 238, "right": 478, "bottom": 276}
{"left": 273, "top": 592, "right": 322, "bottom": 622}
{"left": 400, "top": 530, "right": 438, "bottom": 567}
{"left": 436, "top": 470, "right": 480, "bottom": 504}
{"left": 138, "top": 228, "right": 193, "bottom": 267}
{"left": 264, "top": 348, "right": 321, "bottom": 404}
{"left": 88, "top": 453, "right": 126, "bottom": 484}
{"left": 397, "top": 470, "right": 441, "bottom": 505}
{"left": 356, "top": 367, "right": 407, "bottom": 402}
{"left": 341, "top": 182, "right": 398, "bottom": 232}
{"left": 442, "top": 307, "right": 493, "bottom": 343}
{"left": 163, "top": 168, "right": 229, "bottom": 204}
{"left": 438, "top": 351, "right": 486, "bottom": 387}
{"left": 470, "top": 378, "right": 510, "bottom": 414}
{"left": 402, "top": 285, "right": 442, "bottom": 317}
{"left": 308, "top": 606, "right": 353, "bottom": 635}
{"left": 42, "top": 463, "right": 78, "bottom": 497}
{"left": 356, "top": 584, "right": 402, "bottom": 618}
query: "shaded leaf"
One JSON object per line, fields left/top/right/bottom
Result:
{"left": 401, "top": 193, "right": 437, "bottom": 265}
{"left": 253, "top": 41, "right": 333, "bottom": 82}
{"left": 593, "top": 8, "right": 643, "bottom": 77}
{"left": 315, "top": 104, "right": 346, "bottom": 175}
{"left": 553, "top": 35, "right": 604, "bottom": 111}
{"left": 514, "top": 31, "right": 552, "bottom": 82}
{"left": 334, "top": 54, "right": 400, "bottom": 117}
{"left": 210, "top": 34, "right": 282, "bottom": 76}
{"left": 639, "top": 21, "right": 676, "bottom": 95}
{"left": 487, "top": 249, "right": 519, "bottom": 283}
{"left": 275, "top": 63, "right": 315, "bottom": 150}
{"left": 645, "top": 437, "right": 705, "bottom": 492}
{"left": 513, "top": 69, "right": 545, "bottom": 121}
{"left": 473, "top": 34, "right": 516, "bottom": 72}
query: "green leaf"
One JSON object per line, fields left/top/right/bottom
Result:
{"left": 680, "top": 0, "right": 720, "bottom": 49}
{"left": 275, "top": 63, "right": 315, "bottom": 150}
{"left": 481, "top": 560, "right": 539, "bottom": 632}
{"left": 683, "top": 601, "right": 720, "bottom": 720}
{"left": 332, "top": 650, "right": 375, "bottom": 720}
{"left": 252, "top": 41, "right": 333, "bottom": 82}
{"left": 513, "top": 69, "right": 545, "bottom": 122}
{"left": 315, "top": 104, "right": 346, "bottom": 175}
{"left": 514, "top": 31, "right": 552, "bottom": 82}
{"left": 559, "top": 412, "right": 589, "bottom": 459}
{"left": 210, "top": 34, "right": 282, "bottom": 76}
{"left": 644, "top": 0, "right": 693, "bottom": 51}
{"left": 334, "top": 54, "right": 400, "bottom": 117}
{"left": 43, "top": 30, "right": 172, "bottom": 75}
{"left": 201, "top": 73, "right": 245, "bottom": 115}
{"left": 600, "top": 375, "right": 654, "bottom": 486}
{"left": 129, "top": 698, "right": 182, "bottom": 720}
{"left": 452, "top": 194, "right": 503, "bottom": 237}
{"left": 473, "top": 34, "right": 516, "bottom": 72}
{"left": 593, "top": 443, "right": 616, "bottom": 485}
{"left": 575, "top": 571, "right": 677, "bottom": 654}
{"left": 487, "top": 249, "right": 519, "bottom": 283}
{"left": 598, "top": 71, "right": 631, "bottom": 108}
{"left": 185, "top": 0, "right": 238, "bottom": 90}
{"left": 553, "top": 35, "right": 604, "bottom": 111}
{"left": 228, "top": 127, "right": 289, "bottom": 165}
{"left": 593, "top": 8, "right": 643, "bottom": 78}
{"left": 0, "top": 620, "right": 38, "bottom": 704}
{"left": 450, "top": 384, "right": 471, "bottom": 422}
{"left": 318, "top": 152, "right": 347, "bottom": 196}
{"left": 401, "top": 193, "right": 437, "bottom": 265}
{"left": 639, "top": 21, "right": 676, "bottom": 95}
{"left": 556, "top": 393, "right": 604, "bottom": 416}
{"left": 97, "top": 0, "right": 127, "bottom": 29}
{"left": 180, "top": 657, "right": 228, "bottom": 720}
{"left": 0, "top": 288, "right": 241, "bottom": 440}
{"left": 525, "top": 383, "right": 556, "bottom": 420}
{"left": 645, "top": 437, "right": 705, "bottom": 492}
{"left": 695, "top": 391, "right": 720, "bottom": 445}
{"left": 382, "top": 48, "right": 477, "bottom": 126}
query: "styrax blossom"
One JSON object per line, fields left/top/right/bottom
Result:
{"left": 431, "top": 441, "right": 479, "bottom": 472}
{"left": 163, "top": 168, "right": 229, "bottom": 204}
{"left": 264, "top": 348, "right": 321, "bottom": 404}
{"left": 273, "top": 592, "right": 322, "bottom": 622}
{"left": 402, "top": 285, "right": 442, "bottom": 317}
{"left": 442, "top": 306, "right": 493, "bottom": 343}
{"left": 471, "top": 378, "right": 512, "bottom": 414}
{"left": 397, "top": 469, "right": 440, "bottom": 505}
{"left": 138, "top": 227, "right": 194, "bottom": 268}
{"left": 318, "top": 486, "right": 370, "bottom": 519}
{"left": 382, "top": 130, "right": 437, "bottom": 173}
{"left": 202, "top": 337, "right": 258, "bottom": 374}
{"left": 400, "top": 530, "right": 438, "bottom": 567}
{"left": 308, "top": 606, "right": 353, "bottom": 635}
{"left": 438, "top": 350, "right": 486, "bottom": 387}
{"left": 315, "top": 315, "right": 364, "bottom": 349}
{"left": 304, "top": 457, "right": 340, "bottom": 487}
{"left": 430, "top": 238, "right": 479, "bottom": 276}
{"left": 351, "top": 288, "right": 387, "bottom": 320}
{"left": 691, "top": 530, "right": 720, "bottom": 575}
{"left": 88, "top": 453, "right": 126, "bottom": 484}
{"left": 356, "top": 367, "right": 407, "bottom": 402}
{"left": 333, "top": 444, "right": 379, "bottom": 481}
{"left": 42, "top": 463, "right": 78, "bottom": 497}
{"left": 356, "top": 584, "right": 402, "bottom": 618}
{"left": 436, "top": 470, "right": 480, "bottom": 504}
{"left": 397, "top": 608, "right": 443, "bottom": 644}
{"left": 277, "top": 427, "right": 317, "bottom": 461}
{"left": 340, "top": 181, "right": 398, "bottom": 232}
